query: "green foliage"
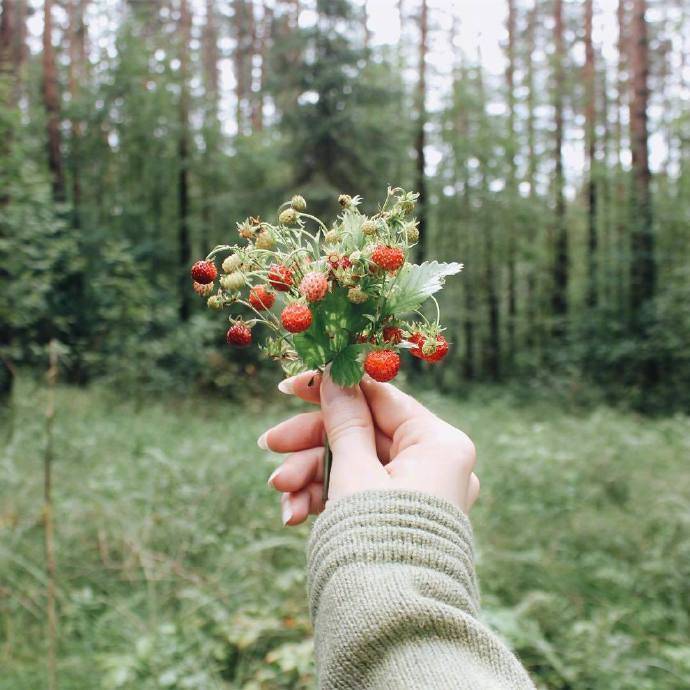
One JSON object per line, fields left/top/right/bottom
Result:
{"left": 385, "top": 261, "right": 464, "bottom": 315}
{"left": 1, "top": 381, "right": 689, "bottom": 689}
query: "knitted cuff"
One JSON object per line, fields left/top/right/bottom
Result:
{"left": 307, "top": 490, "right": 478, "bottom": 620}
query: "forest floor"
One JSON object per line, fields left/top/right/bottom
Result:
{"left": 1, "top": 379, "right": 689, "bottom": 690}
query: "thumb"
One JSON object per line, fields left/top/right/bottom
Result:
{"left": 320, "top": 369, "right": 377, "bottom": 460}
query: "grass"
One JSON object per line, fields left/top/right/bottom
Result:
{"left": 1, "top": 379, "right": 689, "bottom": 689}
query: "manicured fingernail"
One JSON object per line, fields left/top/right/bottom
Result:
{"left": 267, "top": 466, "right": 281, "bottom": 486}
{"left": 278, "top": 377, "right": 296, "bottom": 395}
{"left": 257, "top": 431, "right": 269, "bottom": 450}
{"left": 281, "top": 495, "right": 292, "bottom": 525}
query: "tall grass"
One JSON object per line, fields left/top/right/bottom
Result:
{"left": 1, "top": 380, "right": 689, "bottom": 689}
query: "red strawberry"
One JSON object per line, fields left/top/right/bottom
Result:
{"left": 191, "top": 260, "right": 217, "bottom": 284}
{"left": 192, "top": 281, "right": 214, "bottom": 297}
{"left": 382, "top": 326, "right": 403, "bottom": 344}
{"left": 424, "top": 335, "right": 449, "bottom": 362}
{"left": 226, "top": 322, "right": 252, "bottom": 347}
{"left": 408, "top": 332, "right": 425, "bottom": 358}
{"left": 249, "top": 285, "right": 275, "bottom": 311}
{"left": 371, "top": 245, "right": 405, "bottom": 272}
{"left": 268, "top": 263, "right": 294, "bottom": 292}
{"left": 281, "top": 303, "right": 313, "bottom": 333}
{"left": 299, "top": 271, "right": 329, "bottom": 302}
{"left": 328, "top": 253, "right": 352, "bottom": 271}
{"left": 408, "top": 333, "right": 449, "bottom": 362}
{"left": 364, "top": 350, "right": 401, "bottom": 382}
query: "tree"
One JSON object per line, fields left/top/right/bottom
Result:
{"left": 505, "top": 0, "right": 517, "bottom": 357}
{"left": 628, "top": 0, "right": 655, "bottom": 322}
{"left": 414, "top": 0, "right": 428, "bottom": 261}
{"left": 178, "top": 0, "right": 192, "bottom": 321}
{"left": 584, "top": 0, "right": 598, "bottom": 308}
{"left": 551, "top": 0, "right": 568, "bottom": 333}
{"left": 42, "top": 0, "right": 65, "bottom": 202}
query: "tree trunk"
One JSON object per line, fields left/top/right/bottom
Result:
{"left": 178, "top": 0, "right": 192, "bottom": 322}
{"left": 525, "top": 2, "right": 538, "bottom": 349}
{"left": 505, "top": 0, "right": 517, "bottom": 360}
{"left": 584, "top": 0, "right": 598, "bottom": 308}
{"left": 234, "top": 0, "right": 247, "bottom": 135}
{"left": 0, "top": 0, "right": 15, "bottom": 93}
{"left": 414, "top": 0, "right": 428, "bottom": 262}
{"left": 68, "top": 0, "right": 86, "bottom": 229}
{"left": 551, "top": 0, "right": 568, "bottom": 334}
{"left": 42, "top": 0, "right": 66, "bottom": 202}
{"left": 477, "top": 62, "right": 500, "bottom": 379}
{"left": 615, "top": 0, "right": 629, "bottom": 314}
{"left": 628, "top": 0, "right": 655, "bottom": 317}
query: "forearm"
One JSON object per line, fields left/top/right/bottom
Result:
{"left": 307, "top": 490, "right": 535, "bottom": 690}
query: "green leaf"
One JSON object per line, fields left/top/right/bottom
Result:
{"left": 340, "top": 210, "right": 364, "bottom": 252}
{"left": 330, "top": 345, "right": 365, "bottom": 387}
{"left": 292, "top": 332, "right": 329, "bottom": 369}
{"left": 385, "top": 261, "right": 463, "bottom": 315}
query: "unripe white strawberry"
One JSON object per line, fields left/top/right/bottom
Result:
{"left": 220, "top": 272, "right": 245, "bottom": 291}
{"left": 222, "top": 254, "right": 242, "bottom": 273}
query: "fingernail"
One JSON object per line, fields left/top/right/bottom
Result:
{"left": 278, "top": 377, "right": 296, "bottom": 395}
{"left": 281, "top": 495, "right": 292, "bottom": 526}
{"left": 257, "top": 431, "right": 269, "bottom": 450}
{"left": 267, "top": 466, "right": 281, "bottom": 486}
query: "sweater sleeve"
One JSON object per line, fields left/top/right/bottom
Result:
{"left": 307, "top": 490, "right": 535, "bottom": 690}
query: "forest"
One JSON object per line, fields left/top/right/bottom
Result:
{"left": 0, "top": 0, "right": 688, "bottom": 408}
{"left": 1, "top": 1, "right": 689, "bottom": 689}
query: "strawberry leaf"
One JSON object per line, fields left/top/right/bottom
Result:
{"left": 384, "top": 261, "right": 463, "bottom": 315}
{"left": 330, "top": 344, "right": 365, "bottom": 387}
{"left": 292, "top": 332, "right": 329, "bottom": 369}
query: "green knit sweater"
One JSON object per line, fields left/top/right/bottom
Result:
{"left": 307, "top": 490, "right": 535, "bottom": 690}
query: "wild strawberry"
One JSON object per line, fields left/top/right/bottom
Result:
{"left": 226, "top": 322, "right": 252, "bottom": 347}
{"left": 403, "top": 221, "right": 420, "bottom": 244}
{"left": 249, "top": 285, "right": 276, "bottom": 311}
{"left": 222, "top": 254, "right": 242, "bottom": 273}
{"left": 408, "top": 332, "right": 425, "bottom": 358}
{"left": 348, "top": 287, "right": 369, "bottom": 304}
{"left": 220, "top": 272, "right": 246, "bottom": 291}
{"left": 255, "top": 230, "right": 275, "bottom": 250}
{"left": 424, "top": 335, "right": 449, "bottom": 362}
{"left": 383, "top": 326, "right": 403, "bottom": 344}
{"left": 291, "top": 194, "right": 307, "bottom": 211}
{"left": 364, "top": 350, "right": 401, "bottom": 382}
{"left": 300, "top": 271, "right": 329, "bottom": 302}
{"left": 371, "top": 245, "right": 405, "bottom": 272}
{"left": 193, "top": 281, "right": 214, "bottom": 297}
{"left": 324, "top": 229, "right": 340, "bottom": 244}
{"left": 191, "top": 260, "right": 217, "bottom": 284}
{"left": 268, "top": 263, "right": 294, "bottom": 292}
{"left": 361, "top": 219, "right": 378, "bottom": 236}
{"left": 408, "top": 333, "right": 449, "bottom": 362}
{"left": 281, "top": 303, "right": 313, "bottom": 333}
{"left": 279, "top": 208, "right": 298, "bottom": 225}
{"left": 207, "top": 294, "right": 223, "bottom": 310}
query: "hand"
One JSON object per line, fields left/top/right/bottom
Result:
{"left": 258, "top": 370, "right": 480, "bottom": 525}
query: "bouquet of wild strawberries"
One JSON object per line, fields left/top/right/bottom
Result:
{"left": 190, "top": 187, "right": 461, "bottom": 493}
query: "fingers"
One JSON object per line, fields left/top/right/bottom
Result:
{"left": 278, "top": 371, "right": 322, "bottom": 405}
{"left": 281, "top": 484, "right": 323, "bottom": 526}
{"left": 360, "top": 376, "right": 434, "bottom": 438}
{"left": 319, "top": 369, "right": 377, "bottom": 460}
{"left": 258, "top": 411, "right": 323, "bottom": 453}
{"left": 269, "top": 447, "right": 324, "bottom": 492}
{"left": 467, "top": 473, "right": 480, "bottom": 509}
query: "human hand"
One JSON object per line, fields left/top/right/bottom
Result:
{"left": 258, "top": 370, "right": 480, "bottom": 525}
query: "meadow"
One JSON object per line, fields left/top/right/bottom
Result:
{"left": 1, "top": 379, "right": 689, "bottom": 690}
